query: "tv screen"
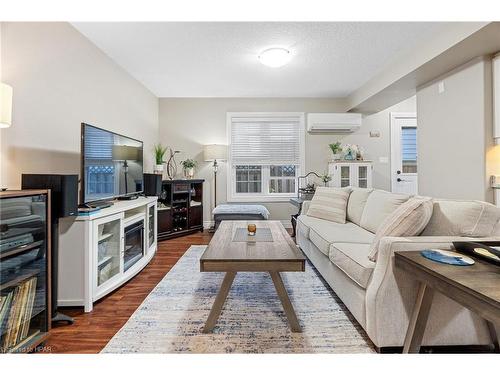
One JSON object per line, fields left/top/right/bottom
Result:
{"left": 81, "top": 123, "right": 144, "bottom": 203}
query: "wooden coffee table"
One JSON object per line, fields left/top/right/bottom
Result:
{"left": 200, "top": 220, "right": 306, "bottom": 333}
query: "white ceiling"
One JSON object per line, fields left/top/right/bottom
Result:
{"left": 72, "top": 22, "right": 449, "bottom": 98}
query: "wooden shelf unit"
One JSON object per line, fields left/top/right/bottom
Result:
{"left": 157, "top": 179, "right": 204, "bottom": 241}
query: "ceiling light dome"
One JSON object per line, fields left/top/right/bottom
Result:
{"left": 258, "top": 48, "right": 292, "bottom": 68}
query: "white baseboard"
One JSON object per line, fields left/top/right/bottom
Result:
{"left": 58, "top": 299, "right": 84, "bottom": 307}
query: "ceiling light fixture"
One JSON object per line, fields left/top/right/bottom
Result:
{"left": 258, "top": 48, "right": 292, "bottom": 68}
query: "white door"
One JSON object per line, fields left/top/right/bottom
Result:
{"left": 391, "top": 113, "right": 418, "bottom": 195}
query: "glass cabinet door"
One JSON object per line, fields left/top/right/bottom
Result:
{"left": 0, "top": 194, "right": 49, "bottom": 353}
{"left": 358, "top": 166, "right": 368, "bottom": 188}
{"left": 148, "top": 205, "right": 155, "bottom": 249}
{"left": 96, "top": 217, "right": 121, "bottom": 286}
{"left": 340, "top": 166, "right": 351, "bottom": 187}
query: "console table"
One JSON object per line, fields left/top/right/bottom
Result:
{"left": 58, "top": 197, "right": 157, "bottom": 312}
{"left": 289, "top": 197, "right": 310, "bottom": 237}
{"left": 395, "top": 251, "right": 500, "bottom": 353}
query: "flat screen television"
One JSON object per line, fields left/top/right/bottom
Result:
{"left": 81, "top": 123, "right": 144, "bottom": 204}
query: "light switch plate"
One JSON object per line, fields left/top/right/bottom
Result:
{"left": 370, "top": 131, "right": 380, "bottom": 138}
{"left": 438, "top": 81, "right": 445, "bottom": 94}
{"left": 379, "top": 156, "right": 389, "bottom": 164}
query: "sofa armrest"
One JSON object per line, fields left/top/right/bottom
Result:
{"left": 364, "top": 235, "right": 498, "bottom": 347}
{"left": 301, "top": 200, "right": 311, "bottom": 215}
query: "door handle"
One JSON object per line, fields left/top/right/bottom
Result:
{"left": 397, "top": 178, "right": 407, "bottom": 182}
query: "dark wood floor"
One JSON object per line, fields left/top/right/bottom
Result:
{"left": 40, "top": 228, "right": 490, "bottom": 354}
{"left": 42, "top": 231, "right": 213, "bottom": 354}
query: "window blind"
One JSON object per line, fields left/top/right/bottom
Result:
{"left": 84, "top": 126, "right": 114, "bottom": 160}
{"left": 401, "top": 126, "right": 417, "bottom": 162}
{"left": 230, "top": 115, "right": 302, "bottom": 165}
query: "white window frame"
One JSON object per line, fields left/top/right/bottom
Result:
{"left": 226, "top": 112, "right": 306, "bottom": 203}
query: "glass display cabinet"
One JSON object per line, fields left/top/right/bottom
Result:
{"left": 0, "top": 190, "right": 51, "bottom": 353}
{"left": 328, "top": 161, "right": 373, "bottom": 189}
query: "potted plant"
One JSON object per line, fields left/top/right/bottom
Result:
{"left": 328, "top": 142, "right": 343, "bottom": 160}
{"left": 154, "top": 144, "right": 168, "bottom": 174}
{"left": 181, "top": 158, "right": 197, "bottom": 179}
{"left": 320, "top": 171, "right": 332, "bottom": 186}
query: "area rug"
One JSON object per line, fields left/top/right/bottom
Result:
{"left": 102, "top": 245, "right": 375, "bottom": 353}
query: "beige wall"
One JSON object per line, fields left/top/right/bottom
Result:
{"left": 158, "top": 96, "right": 416, "bottom": 223}
{"left": 0, "top": 22, "right": 159, "bottom": 190}
{"left": 417, "top": 57, "right": 495, "bottom": 202}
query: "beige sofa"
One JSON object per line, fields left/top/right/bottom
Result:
{"left": 296, "top": 188, "right": 500, "bottom": 350}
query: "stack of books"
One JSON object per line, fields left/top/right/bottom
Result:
{"left": 0, "top": 277, "right": 38, "bottom": 352}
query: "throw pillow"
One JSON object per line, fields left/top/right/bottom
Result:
{"left": 306, "top": 187, "right": 352, "bottom": 224}
{"left": 367, "top": 196, "right": 434, "bottom": 261}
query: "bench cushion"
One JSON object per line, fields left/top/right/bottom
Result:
{"left": 213, "top": 204, "right": 270, "bottom": 219}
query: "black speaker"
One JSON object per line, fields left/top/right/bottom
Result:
{"left": 21, "top": 174, "right": 78, "bottom": 325}
{"left": 143, "top": 173, "right": 162, "bottom": 197}
{"left": 21, "top": 174, "right": 78, "bottom": 218}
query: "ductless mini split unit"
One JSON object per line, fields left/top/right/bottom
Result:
{"left": 307, "top": 113, "right": 362, "bottom": 133}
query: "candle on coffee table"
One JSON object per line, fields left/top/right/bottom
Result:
{"left": 247, "top": 224, "right": 257, "bottom": 236}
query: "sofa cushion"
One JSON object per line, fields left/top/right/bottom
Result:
{"left": 296, "top": 214, "right": 329, "bottom": 239}
{"left": 360, "top": 190, "right": 410, "bottom": 233}
{"left": 329, "top": 242, "right": 375, "bottom": 289}
{"left": 347, "top": 188, "right": 373, "bottom": 226}
{"left": 422, "top": 199, "right": 500, "bottom": 237}
{"left": 306, "top": 186, "right": 351, "bottom": 224}
{"left": 308, "top": 221, "right": 375, "bottom": 256}
{"left": 367, "top": 196, "right": 434, "bottom": 261}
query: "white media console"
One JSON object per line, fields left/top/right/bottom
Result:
{"left": 58, "top": 197, "right": 158, "bottom": 312}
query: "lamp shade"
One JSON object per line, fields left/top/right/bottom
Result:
{"left": 112, "top": 145, "right": 141, "bottom": 161}
{"left": 0, "top": 83, "right": 13, "bottom": 129}
{"left": 204, "top": 144, "right": 227, "bottom": 161}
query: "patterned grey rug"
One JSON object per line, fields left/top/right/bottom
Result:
{"left": 102, "top": 245, "right": 375, "bottom": 353}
